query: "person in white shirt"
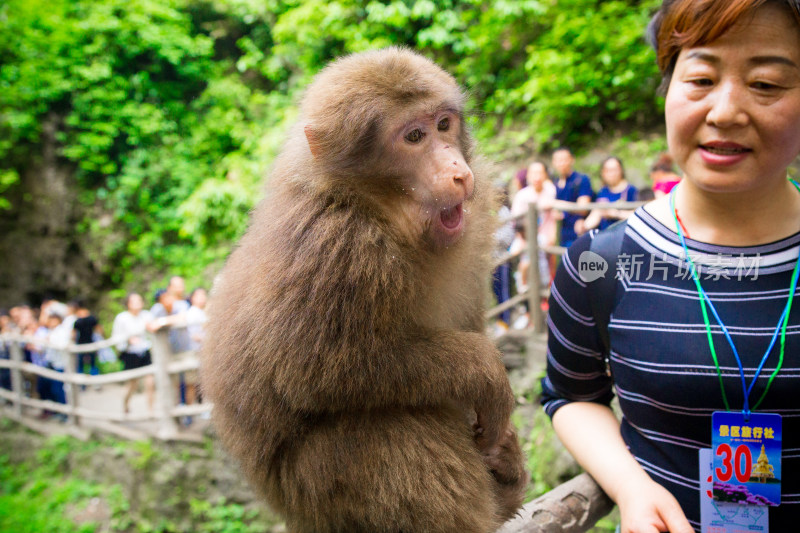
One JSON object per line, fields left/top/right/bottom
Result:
{"left": 510, "top": 161, "right": 557, "bottom": 294}
{"left": 186, "top": 288, "right": 208, "bottom": 351}
{"left": 111, "top": 293, "right": 154, "bottom": 414}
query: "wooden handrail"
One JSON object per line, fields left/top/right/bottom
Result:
{"left": 0, "top": 329, "right": 205, "bottom": 438}
{"left": 497, "top": 473, "right": 614, "bottom": 533}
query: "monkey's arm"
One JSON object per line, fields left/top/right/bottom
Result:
{"left": 272, "top": 327, "right": 514, "bottom": 449}
{"left": 258, "top": 201, "right": 514, "bottom": 445}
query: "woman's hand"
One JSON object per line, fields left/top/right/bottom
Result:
{"left": 551, "top": 403, "right": 694, "bottom": 533}
{"left": 617, "top": 477, "right": 693, "bottom": 533}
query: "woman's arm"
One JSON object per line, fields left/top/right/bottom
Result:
{"left": 552, "top": 402, "right": 693, "bottom": 533}
{"left": 582, "top": 207, "right": 604, "bottom": 232}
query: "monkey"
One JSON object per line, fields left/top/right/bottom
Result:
{"left": 201, "top": 47, "right": 527, "bottom": 533}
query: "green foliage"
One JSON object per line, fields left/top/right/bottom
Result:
{"left": 490, "top": 0, "right": 663, "bottom": 150}
{"left": 129, "top": 440, "right": 160, "bottom": 471}
{"left": 519, "top": 407, "right": 559, "bottom": 499}
{"left": 99, "top": 360, "right": 124, "bottom": 374}
{"left": 189, "top": 499, "right": 270, "bottom": 533}
{"left": 0, "top": 428, "right": 277, "bottom": 532}
{"left": 0, "top": 459, "right": 101, "bottom": 533}
{"left": 511, "top": 375, "right": 618, "bottom": 532}
{"left": 0, "top": 440, "right": 121, "bottom": 533}
{"left": 0, "top": 0, "right": 664, "bottom": 299}
{"left": 0, "top": 169, "right": 18, "bottom": 210}
{"left": 511, "top": 375, "right": 568, "bottom": 501}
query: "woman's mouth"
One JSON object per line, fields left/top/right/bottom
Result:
{"left": 699, "top": 142, "right": 751, "bottom": 166}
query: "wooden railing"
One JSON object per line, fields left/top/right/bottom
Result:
{"left": 499, "top": 473, "right": 615, "bottom": 533}
{"left": 486, "top": 200, "right": 644, "bottom": 352}
{"left": 0, "top": 329, "right": 208, "bottom": 441}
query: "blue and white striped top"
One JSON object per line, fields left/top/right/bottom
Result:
{"left": 542, "top": 207, "right": 800, "bottom": 530}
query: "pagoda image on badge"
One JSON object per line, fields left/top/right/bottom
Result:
{"left": 751, "top": 445, "right": 776, "bottom": 483}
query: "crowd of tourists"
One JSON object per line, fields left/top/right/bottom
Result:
{"left": 0, "top": 275, "right": 207, "bottom": 422}
{"left": 492, "top": 149, "right": 680, "bottom": 331}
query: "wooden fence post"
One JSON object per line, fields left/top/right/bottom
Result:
{"left": 151, "top": 329, "right": 178, "bottom": 439}
{"left": 7, "top": 339, "right": 23, "bottom": 419}
{"left": 526, "top": 203, "right": 545, "bottom": 334}
{"left": 64, "top": 349, "right": 80, "bottom": 426}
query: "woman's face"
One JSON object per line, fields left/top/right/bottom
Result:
{"left": 665, "top": 3, "right": 800, "bottom": 195}
{"left": 127, "top": 294, "right": 144, "bottom": 313}
{"left": 191, "top": 289, "right": 207, "bottom": 309}
{"left": 601, "top": 158, "right": 624, "bottom": 187}
{"left": 527, "top": 162, "right": 548, "bottom": 188}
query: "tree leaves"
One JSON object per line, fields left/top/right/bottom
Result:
{"left": 0, "top": 0, "right": 664, "bottom": 297}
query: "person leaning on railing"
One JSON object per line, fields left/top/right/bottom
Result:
{"left": 552, "top": 147, "right": 593, "bottom": 247}
{"left": 112, "top": 292, "right": 155, "bottom": 414}
{"left": 581, "top": 156, "right": 638, "bottom": 233}
{"left": 510, "top": 161, "right": 558, "bottom": 304}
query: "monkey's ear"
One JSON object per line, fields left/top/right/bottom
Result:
{"left": 304, "top": 125, "right": 321, "bottom": 159}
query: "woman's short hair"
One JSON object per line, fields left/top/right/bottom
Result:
{"left": 647, "top": 0, "right": 800, "bottom": 89}
{"left": 650, "top": 152, "right": 676, "bottom": 174}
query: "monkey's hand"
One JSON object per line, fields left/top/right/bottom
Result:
{"left": 481, "top": 425, "right": 526, "bottom": 486}
{"left": 482, "top": 424, "right": 527, "bottom": 518}
{"left": 472, "top": 359, "right": 515, "bottom": 452}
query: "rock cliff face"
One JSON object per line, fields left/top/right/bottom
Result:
{"left": 0, "top": 113, "right": 106, "bottom": 308}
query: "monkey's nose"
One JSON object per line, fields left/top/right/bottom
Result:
{"left": 453, "top": 168, "right": 474, "bottom": 198}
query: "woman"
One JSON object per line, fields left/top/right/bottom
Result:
{"left": 511, "top": 160, "right": 558, "bottom": 249}
{"left": 583, "top": 156, "right": 638, "bottom": 232}
{"left": 650, "top": 152, "right": 682, "bottom": 198}
{"left": 186, "top": 287, "right": 208, "bottom": 351}
{"left": 112, "top": 293, "right": 154, "bottom": 414}
{"left": 543, "top": 1, "right": 800, "bottom": 531}
{"left": 510, "top": 161, "right": 557, "bottom": 301}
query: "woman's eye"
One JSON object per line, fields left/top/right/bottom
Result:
{"left": 752, "top": 81, "right": 779, "bottom": 91}
{"left": 405, "top": 129, "right": 424, "bottom": 143}
{"left": 437, "top": 117, "right": 450, "bottom": 131}
{"left": 689, "top": 78, "right": 713, "bottom": 87}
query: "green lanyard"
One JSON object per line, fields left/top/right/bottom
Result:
{"left": 669, "top": 181, "right": 800, "bottom": 415}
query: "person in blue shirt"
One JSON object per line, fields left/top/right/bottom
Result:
{"left": 542, "top": 1, "right": 800, "bottom": 531}
{"left": 552, "top": 147, "right": 593, "bottom": 247}
{"left": 583, "top": 156, "right": 639, "bottom": 232}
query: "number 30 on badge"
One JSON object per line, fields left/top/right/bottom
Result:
{"left": 711, "top": 412, "right": 782, "bottom": 506}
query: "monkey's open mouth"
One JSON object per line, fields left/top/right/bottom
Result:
{"left": 440, "top": 203, "right": 464, "bottom": 230}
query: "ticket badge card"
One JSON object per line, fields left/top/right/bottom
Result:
{"left": 701, "top": 449, "right": 769, "bottom": 533}
{"left": 711, "top": 412, "right": 782, "bottom": 506}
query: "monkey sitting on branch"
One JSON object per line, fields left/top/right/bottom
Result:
{"left": 202, "top": 47, "right": 527, "bottom": 533}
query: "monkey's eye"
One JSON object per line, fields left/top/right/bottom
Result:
{"left": 437, "top": 117, "right": 450, "bottom": 131}
{"left": 405, "top": 129, "right": 424, "bottom": 143}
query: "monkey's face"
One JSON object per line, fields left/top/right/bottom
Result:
{"left": 387, "top": 107, "right": 475, "bottom": 250}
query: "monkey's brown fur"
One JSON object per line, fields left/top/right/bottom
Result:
{"left": 202, "top": 48, "right": 526, "bottom": 533}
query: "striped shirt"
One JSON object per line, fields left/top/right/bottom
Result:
{"left": 542, "top": 207, "right": 800, "bottom": 530}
